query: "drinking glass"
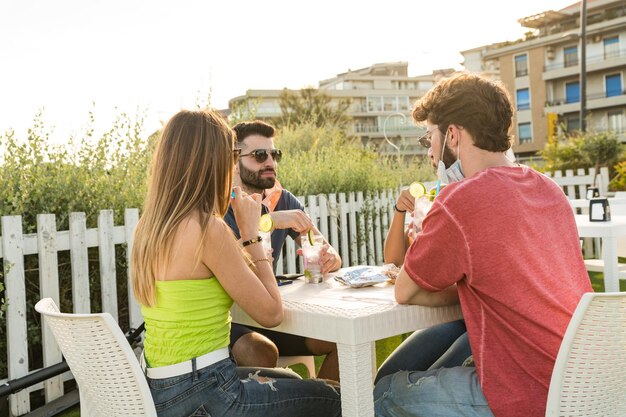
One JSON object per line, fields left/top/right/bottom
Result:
{"left": 259, "top": 230, "right": 273, "bottom": 259}
{"left": 301, "top": 234, "right": 324, "bottom": 283}
{"left": 413, "top": 196, "right": 433, "bottom": 232}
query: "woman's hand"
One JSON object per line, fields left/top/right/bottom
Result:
{"left": 231, "top": 186, "right": 262, "bottom": 239}
{"left": 395, "top": 188, "right": 415, "bottom": 214}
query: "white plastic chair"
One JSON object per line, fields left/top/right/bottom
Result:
{"left": 35, "top": 298, "right": 157, "bottom": 417}
{"left": 583, "top": 199, "right": 626, "bottom": 280}
{"left": 545, "top": 292, "right": 626, "bottom": 417}
{"left": 277, "top": 355, "right": 316, "bottom": 378}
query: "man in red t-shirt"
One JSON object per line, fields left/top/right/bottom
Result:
{"left": 373, "top": 73, "right": 592, "bottom": 417}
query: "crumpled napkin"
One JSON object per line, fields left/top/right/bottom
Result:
{"left": 334, "top": 264, "right": 400, "bottom": 288}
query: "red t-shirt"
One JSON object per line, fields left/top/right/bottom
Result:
{"left": 404, "top": 166, "right": 592, "bottom": 417}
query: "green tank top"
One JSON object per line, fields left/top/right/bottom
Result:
{"left": 141, "top": 278, "right": 233, "bottom": 367}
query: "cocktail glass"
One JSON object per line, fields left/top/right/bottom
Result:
{"left": 413, "top": 196, "right": 433, "bottom": 232}
{"left": 301, "top": 234, "right": 324, "bottom": 283}
{"left": 259, "top": 230, "right": 273, "bottom": 260}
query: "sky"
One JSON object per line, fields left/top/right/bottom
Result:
{"left": 0, "top": 0, "right": 577, "bottom": 143}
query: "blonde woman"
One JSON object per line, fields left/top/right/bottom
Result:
{"left": 131, "top": 109, "right": 341, "bottom": 417}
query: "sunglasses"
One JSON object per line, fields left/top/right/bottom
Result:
{"left": 232, "top": 148, "right": 242, "bottom": 164}
{"left": 417, "top": 128, "right": 437, "bottom": 149}
{"left": 239, "top": 148, "right": 282, "bottom": 163}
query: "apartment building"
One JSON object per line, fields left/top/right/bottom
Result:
{"left": 228, "top": 62, "right": 453, "bottom": 155}
{"left": 462, "top": 0, "right": 626, "bottom": 160}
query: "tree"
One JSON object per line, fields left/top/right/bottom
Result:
{"left": 539, "top": 130, "right": 624, "bottom": 175}
{"left": 275, "top": 88, "right": 352, "bottom": 130}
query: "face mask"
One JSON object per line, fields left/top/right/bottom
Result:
{"left": 436, "top": 130, "right": 465, "bottom": 186}
{"left": 505, "top": 148, "right": 516, "bottom": 162}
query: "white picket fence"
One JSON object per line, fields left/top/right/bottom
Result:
{"left": 0, "top": 167, "right": 611, "bottom": 416}
{"left": 544, "top": 166, "right": 610, "bottom": 200}
{"left": 0, "top": 188, "right": 407, "bottom": 416}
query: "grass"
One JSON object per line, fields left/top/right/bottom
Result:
{"left": 57, "top": 270, "right": 621, "bottom": 417}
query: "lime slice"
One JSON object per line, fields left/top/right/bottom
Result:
{"left": 307, "top": 229, "right": 315, "bottom": 246}
{"left": 409, "top": 182, "right": 426, "bottom": 198}
{"left": 258, "top": 214, "right": 273, "bottom": 232}
{"left": 428, "top": 188, "right": 437, "bottom": 201}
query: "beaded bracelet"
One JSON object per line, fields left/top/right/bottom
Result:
{"left": 242, "top": 236, "right": 262, "bottom": 247}
{"left": 394, "top": 204, "right": 406, "bottom": 213}
{"left": 248, "top": 258, "right": 271, "bottom": 268}
{"left": 250, "top": 258, "right": 271, "bottom": 265}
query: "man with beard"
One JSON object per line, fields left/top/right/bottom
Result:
{"left": 373, "top": 73, "right": 592, "bottom": 417}
{"left": 224, "top": 120, "right": 342, "bottom": 381}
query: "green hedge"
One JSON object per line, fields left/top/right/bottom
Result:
{"left": 277, "top": 123, "right": 434, "bottom": 195}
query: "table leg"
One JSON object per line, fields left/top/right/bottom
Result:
{"left": 337, "top": 341, "right": 376, "bottom": 417}
{"left": 602, "top": 236, "right": 619, "bottom": 292}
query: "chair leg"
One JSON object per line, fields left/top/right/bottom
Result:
{"left": 277, "top": 355, "right": 316, "bottom": 378}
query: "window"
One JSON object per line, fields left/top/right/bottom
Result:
{"left": 516, "top": 88, "right": 530, "bottom": 110}
{"left": 383, "top": 96, "right": 396, "bottom": 112}
{"left": 604, "top": 36, "right": 620, "bottom": 59}
{"left": 608, "top": 110, "right": 624, "bottom": 132}
{"left": 564, "top": 46, "right": 578, "bottom": 67}
{"left": 565, "top": 115, "right": 580, "bottom": 132}
{"left": 518, "top": 122, "right": 532, "bottom": 144}
{"left": 367, "top": 96, "right": 382, "bottom": 112}
{"left": 398, "top": 96, "right": 410, "bottom": 111}
{"left": 515, "top": 54, "right": 528, "bottom": 77}
{"left": 566, "top": 81, "right": 580, "bottom": 103}
{"left": 606, "top": 74, "right": 622, "bottom": 97}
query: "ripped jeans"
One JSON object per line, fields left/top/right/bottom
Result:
{"left": 374, "top": 367, "right": 493, "bottom": 417}
{"left": 147, "top": 357, "right": 341, "bottom": 417}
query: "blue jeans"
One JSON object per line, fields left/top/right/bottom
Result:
{"left": 374, "top": 367, "right": 493, "bottom": 417}
{"left": 147, "top": 357, "right": 341, "bottom": 417}
{"left": 375, "top": 320, "right": 471, "bottom": 384}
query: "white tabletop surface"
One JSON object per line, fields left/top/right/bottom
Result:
{"left": 231, "top": 267, "right": 463, "bottom": 417}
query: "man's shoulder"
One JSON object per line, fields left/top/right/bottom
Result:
{"left": 276, "top": 189, "right": 304, "bottom": 211}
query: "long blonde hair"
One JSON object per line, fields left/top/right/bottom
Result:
{"left": 131, "top": 109, "right": 235, "bottom": 306}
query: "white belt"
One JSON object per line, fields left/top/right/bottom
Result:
{"left": 141, "top": 347, "right": 229, "bottom": 379}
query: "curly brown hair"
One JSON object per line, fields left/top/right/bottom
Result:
{"left": 412, "top": 73, "right": 513, "bottom": 152}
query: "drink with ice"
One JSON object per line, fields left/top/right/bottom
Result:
{"left": 413, "top": 196, "right": 433, "bottom": 232}
{"left": 259, "top": 230, "right": 273, "bottom": 259}
{"left": 258, "top": 214, "right": 274, "bottom": 259}
{"left": 302, "top": 233, "right": 324, "bottom": 283}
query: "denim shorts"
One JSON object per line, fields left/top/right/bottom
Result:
{"left": 374, "top": 367, "right": 493, "bottom": 417}
{"left": 147, "top": 357, "right": 341, "bottom": 417}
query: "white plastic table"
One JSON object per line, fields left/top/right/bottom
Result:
{"left": 230, "top": 270, "right": 463, "bottom": 417}
{"left": 575, "top": 215, "right": 626, "bottom": 292}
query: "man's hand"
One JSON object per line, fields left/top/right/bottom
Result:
{"left": 296, "top": 241, "right": 342, "bottom": 274}
{"left": 270, "top": 210, "right": 313, "bottom": 233}
{"left": 319, "top": 243, "right": 341, "bottom": 274}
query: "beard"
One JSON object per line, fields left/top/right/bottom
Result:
{"left": 239, "top": 162, "right": 276, "bottom": 191}
{"left": 430, "top": 145, "right": 458, "bottom": 170}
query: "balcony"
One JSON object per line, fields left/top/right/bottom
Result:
{"left": 546, "top": 89, "right": 626, "bottom": 111}
{"left": 544, "top": 49, "right": 626, "bottom": 81}
{"left": 352, "top": 124, "right": 418, "bottom": 136}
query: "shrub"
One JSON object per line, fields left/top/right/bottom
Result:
{"left": 0, "top": 110, "right": 154, "bottom": 230}
{"left": 276, "top": 123, "right": 434, "bottom": 196}
{"left": 539, "top": 130, "right": 624, "bottom": 175}
{"left": 610, "top": 161, "right": 626, "bottom": 191}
